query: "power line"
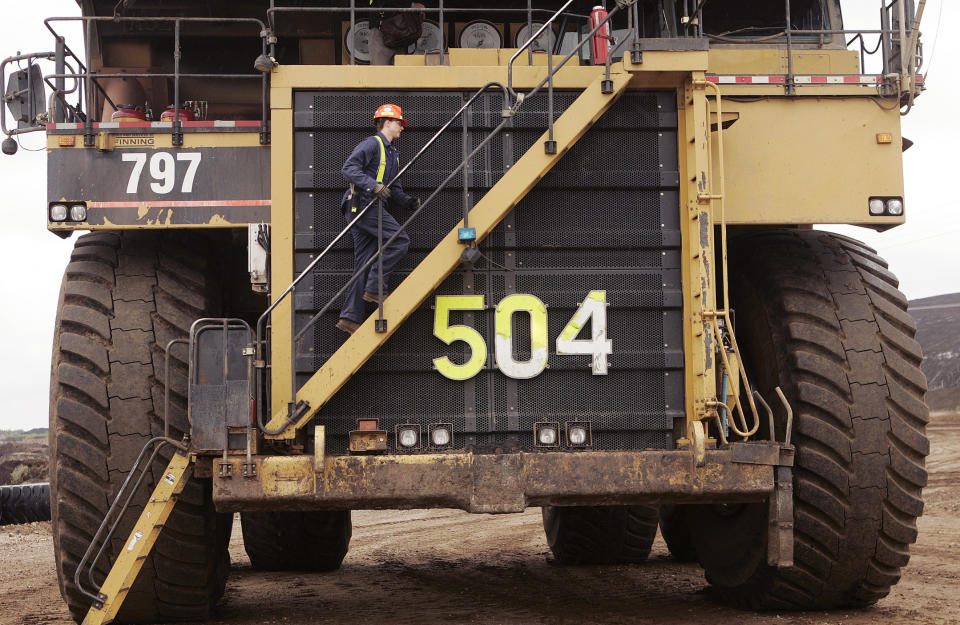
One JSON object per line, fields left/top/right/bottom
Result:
{"left": 879, "top": 228, "right": 960, "bottom": 250}
{"left": 922, "top": 0, "right": 946, "bottom": 79}
{"left": 910, "top": 302, "right": 960, "bottom": 311}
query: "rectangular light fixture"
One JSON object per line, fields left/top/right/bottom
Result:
{"left": 534, "top": 422, "right": 560, "bottom": 448}
{"left": 565, "top": 421, "right": 593, "bottom": 447}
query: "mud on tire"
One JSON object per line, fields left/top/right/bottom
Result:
{"left": 240, "top": 510, "right": 352, "bottom": 571}
{"left": 694, "top": 230, "right": 929, "bottom": 609}
{"left": 49, "top": 231, "right": 232, "bottom": 623}
{"left": 542, "top": 505, "right": 659, "bottom": 565}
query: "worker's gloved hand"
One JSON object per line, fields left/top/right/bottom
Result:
{"left": 373, "top": 183, "right": 392, "bottom": 201}
{"left": 407, "top": 197, "right": 422, "bottom": 211}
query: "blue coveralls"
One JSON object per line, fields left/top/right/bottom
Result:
{"left": 339, "top": 131, "right": 412, "bottom": 324}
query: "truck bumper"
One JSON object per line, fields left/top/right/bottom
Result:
{"left": 211, "top": 444, "right": 784, "bottom": 514}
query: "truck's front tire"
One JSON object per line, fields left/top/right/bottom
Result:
{"left": 693, "top": 230, "right": 929, "bottom": 609}
{"left": 49, "top": 232, "right": 231, "bottom": 623}
{"left": 542, "top": 505, "right": 659, "bottom": 564}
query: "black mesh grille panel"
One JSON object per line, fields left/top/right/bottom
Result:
{"left": 291, "top": 89, "right": 683, "bottom": 455}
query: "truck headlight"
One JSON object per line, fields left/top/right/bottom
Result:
{"left": 429, "top": 424, "right": 452, "bottom": 447}
{"left": 396, "top": 425, "right": 420, "bottom": 449}
{"left": 535, "top": 422, "right": 559, "bottom": 447}
{"left": 566, "top": 422, "right": 591, "bottom": 447}
{"left": 70, "top": 203, "right": 87, "bottom": 221}
{"left": 869, "top": 197, "right": 904, "bottom": 216}
{"left": 49, "top": 203, "right": 68, "bottom": 221}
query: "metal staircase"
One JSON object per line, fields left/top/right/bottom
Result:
{"left": 265, "top": 71, "right": 633, "bottom": 437}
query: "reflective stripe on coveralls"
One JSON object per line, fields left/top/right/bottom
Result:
{"left": 351, "top": 135, "right": 388, "bottom": 212}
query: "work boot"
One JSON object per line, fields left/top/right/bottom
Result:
{"left": 363, "top": 291, "right": 386, "bottom": 304}
{"left": 335, "top": 318, "right": 361, "bottom": 334}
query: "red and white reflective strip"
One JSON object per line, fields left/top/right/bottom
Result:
{"left": 706, "top": 74, "right": 925, "bottom": 86}
{"left": 88, "top": 200, "right": 271, "bottom": 208}
{"left": 47, "top": 120, "right": 263, "bottom": 130}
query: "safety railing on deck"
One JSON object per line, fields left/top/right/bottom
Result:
{"left": 1, "top": 16, "right": 271, "bottom": 144}
{"left": 3, "top": 1, "right": 926, "bottom": 147}
{"left": 263, "top": 0, "right": 924, "bottom": 99}
{"left": 682, "top": 0, "right": 925, "bottom": 100}
{"left": 266, "top": 1, "right": 596, "bottom": 67}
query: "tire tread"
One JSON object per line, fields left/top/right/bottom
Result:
{"left": 542, "top": 505, "right": 658, "bottom": 565}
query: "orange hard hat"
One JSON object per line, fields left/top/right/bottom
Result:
{"left": 373, "top": 103, "right": 408, "bottom": 127}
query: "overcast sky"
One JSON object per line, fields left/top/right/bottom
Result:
{"left": 0, "top": 2, "right": 956, "bottom": 431}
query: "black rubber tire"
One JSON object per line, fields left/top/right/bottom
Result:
{"left": 240, "top": 510, "right": 352, "bottom": 571}
{"left": 0, "top": 483, "right": 51, "bottom": 525}
{"left": 657, "top": 504, "right": 697, "bottom": 562}
{"left": 693, "top": 230, "right": 929, "bottom": 609}
{"left": 49, "top": 232, "right": 232, "bottom": 623}
{"left": 541, "top": 505, "right": 659, "bottom": 565}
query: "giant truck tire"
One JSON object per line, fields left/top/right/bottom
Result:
{"left": 49, "top": 232, "right": 232, "bottom": 623}
{"left": 0, "top": 483, "right": 51, "bottom": 525}
{"left": 657, "top": 504, "right": 697, "bottom": 562}
{"left": 541, "top": 505, "right": 659, "bottom": 565}
{"left": 689, "top": 230, "right": 929, "bottom": 609}
{"left": 240, "top": 510, "right": 352, "bottom": 571}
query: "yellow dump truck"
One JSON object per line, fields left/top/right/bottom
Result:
{"left": 1, "top": 1, "right": 929, "bottom": 622}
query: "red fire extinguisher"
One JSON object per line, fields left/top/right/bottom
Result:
{"left": 589, "top": 6, "right": 613, "bottom": 66}
{"left": 111, "top": 104, "right": 146, "bottom": 122}
{"left": 160, "top": 105, "right": 196, "bottom": 122}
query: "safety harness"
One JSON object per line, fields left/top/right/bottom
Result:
{"left": 349, "top": 135, "right": 387, "bottom": 213}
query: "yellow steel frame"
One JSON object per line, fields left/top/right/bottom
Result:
{"left": 266, "top": 53, "right": 732, "bottom": 444}
{"left": 677, "top": 73, "right": 719, "bottom": 440}
{"left": 267, "top": 62, "right": 642, "bottom": 422}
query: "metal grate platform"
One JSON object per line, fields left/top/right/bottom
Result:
{"left": 291, "top": 89, "right": 683, "bottom": 455}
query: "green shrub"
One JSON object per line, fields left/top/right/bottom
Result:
{"left": 10, "top": 464, "right": 30, "bottom": 484}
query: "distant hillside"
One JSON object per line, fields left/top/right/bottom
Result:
{"left": 910, "top": 293, "right": 960, "bottom": 412}
{"left": 0, "top": 428, "right": 48, "bottom": 441}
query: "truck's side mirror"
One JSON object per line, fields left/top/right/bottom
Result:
{"left": 4, "top": 63, "right": 46, "bottom": 129}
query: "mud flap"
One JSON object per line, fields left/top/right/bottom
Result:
{"left": 766, "top": 454, "right": 795, "bottom": 568}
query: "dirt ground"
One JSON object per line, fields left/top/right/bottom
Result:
{"left": 0, "top": 436, "right": 48, "bottom": 485}
{"left": 3, "top": 415, "right": 959, "bottom": 625}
